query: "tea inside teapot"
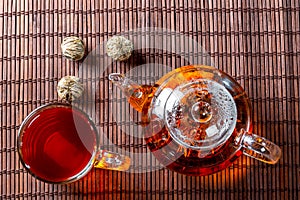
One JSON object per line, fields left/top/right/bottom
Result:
{"left": 109, "top": 65, "right": 281, "bottom": 176}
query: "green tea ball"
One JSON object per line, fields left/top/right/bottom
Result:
{"left": 106, "top": 36, "right": 133, "bottom": 61}
{"left": 57, "top": 76, "right": 84, "bottom": 102}
{"left": 61, "top": 36, "right": 85, "bottom": 61}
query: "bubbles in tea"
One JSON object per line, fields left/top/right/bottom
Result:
{"left": 165, "top": 79, "right": 237, "bottom": 154}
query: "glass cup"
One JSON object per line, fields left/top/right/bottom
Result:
{"left": 17, "top": 102, "right": 130, "bottom": 184}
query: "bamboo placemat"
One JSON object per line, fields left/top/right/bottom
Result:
{"left": 1, "top": 0, "right": 299, "bottom": 199}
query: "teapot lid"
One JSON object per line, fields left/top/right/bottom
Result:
{"left": 151, "top": 66, "right": 237, "bottom": 154}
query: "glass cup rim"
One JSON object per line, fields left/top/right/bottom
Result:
{"left": 17, "top": 102, "right": 99, "bottom": 184}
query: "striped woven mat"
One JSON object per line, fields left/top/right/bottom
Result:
{"left": 0, "top": 0, "right": 299, "bottom": 199}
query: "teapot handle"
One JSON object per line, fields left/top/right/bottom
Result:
{"left": 235, "top": 129, "right": 282, "bottom": 164}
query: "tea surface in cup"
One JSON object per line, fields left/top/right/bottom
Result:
{"left": 18, "top": 105, "right": 97, "bottom": 183}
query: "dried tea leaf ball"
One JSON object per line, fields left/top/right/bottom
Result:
{"left": 61, "top": 36, "right": 85, "bottom": 61}
{"left": 57, "top": 76, "right": 84, "bottom": 102}
{"left": 106, "top": 36, "right": 133, "bottom": 61}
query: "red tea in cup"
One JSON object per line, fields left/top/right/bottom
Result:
{"left": 18, "top": 103, "right": 97, "bottom": 183}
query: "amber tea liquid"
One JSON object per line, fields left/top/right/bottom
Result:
{"left": 131, "top": 66, "right": 251, "bottom": 175}
{"left": 145, "top": 126, "right": 245, "bottom": 176}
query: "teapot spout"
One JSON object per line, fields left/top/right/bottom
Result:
{"left": 109, "top": 73, "right": 155, "bottom": 112}
{"left": 108, "top": 73, "right": 125, "bottom": 85}
{"left": 108, "top": 73, "right": 143, "bottom": 99}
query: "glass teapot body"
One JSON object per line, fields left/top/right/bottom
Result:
{"left": 143, "top": 65, "right": 251, "bottom": 175}
{"left": 109, "top": 65, "right": 281, "bottom": 176}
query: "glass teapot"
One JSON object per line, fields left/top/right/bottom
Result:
{"left": 109, "top": 65, "right": 281, "bottom": 176}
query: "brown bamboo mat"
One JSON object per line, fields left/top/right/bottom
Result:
{"left": 1, "top": 0, "right": 299, "bottom": 199}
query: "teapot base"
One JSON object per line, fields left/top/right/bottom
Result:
{"left": 145, "top": 126, "right": 243, "bottom": 176}
{"left": 165, "top": 149, "right": 243, "bottom": 176}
